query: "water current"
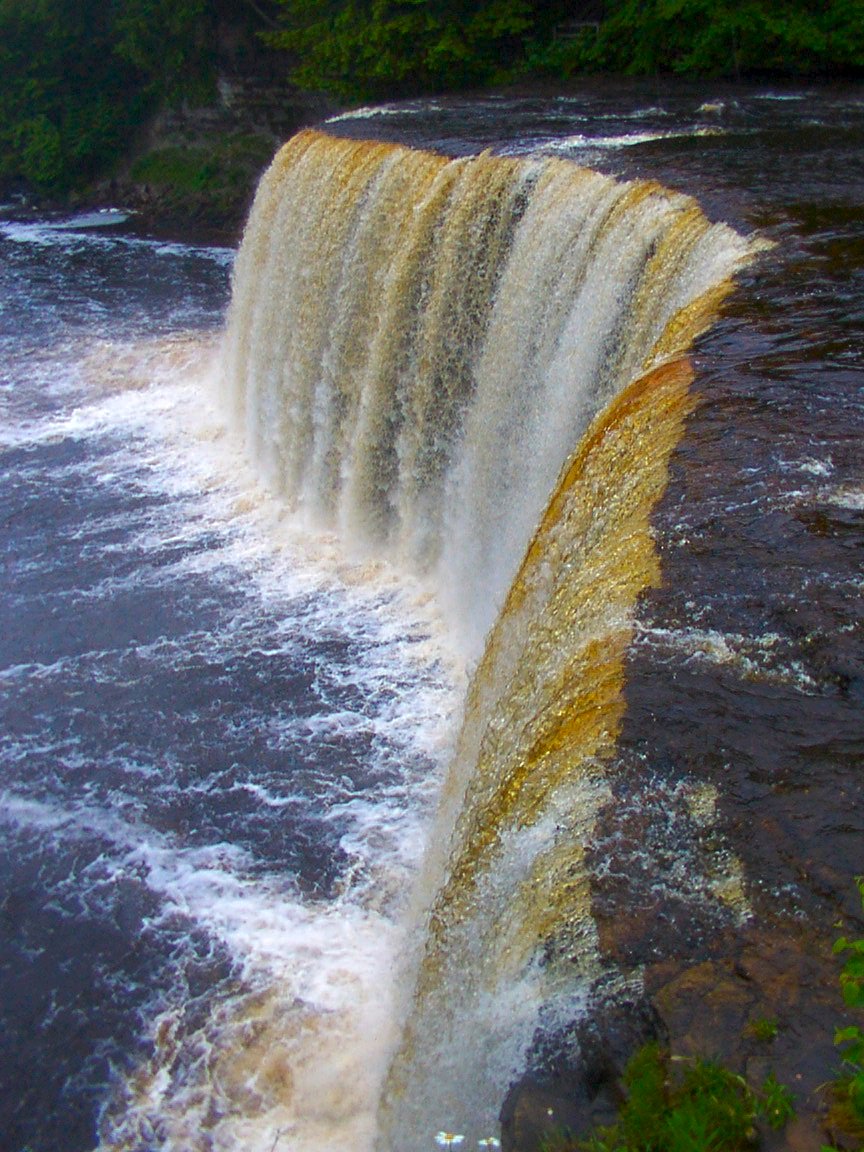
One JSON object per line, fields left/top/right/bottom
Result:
{"left": 1, "top": 81, "right": 862, "bottom": 1152}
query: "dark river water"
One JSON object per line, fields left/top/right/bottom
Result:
{"left": 1, "top": 81, "right": 863, "bottom": 1151}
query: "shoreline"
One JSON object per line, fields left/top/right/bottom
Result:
{"left": 5, "top": 72, "right": 861, "bottom": 249}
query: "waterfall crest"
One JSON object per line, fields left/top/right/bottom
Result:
{"left": 221, "top": 128, "right": 760, "bottom": 1143}
{"left": 223, "top": 129, "right": 753, "bottom": 657}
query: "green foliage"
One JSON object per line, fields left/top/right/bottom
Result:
{"left": 619, "top": 1042, "right": 669, "bottom": 1145}
{"left": 3, "top": 0, "right": 864, "bottom": 194}
{"left": 131, "top": 146, "right": 221, "bottom": 192}
{"left": 760, "top": 1072, "right": 795, "bottom": 1131}
{"left": 745, "top": 1015, "right": 778, "bottom": 1043}
{"left": 113, "top": 0, "right": 215, "bottom": 103}
{"left": 265, "top": 0, "right": 864, "bottom": 98}
{"left": 569, "top": 0, "right": 864, "bottom": 78}
{"left": 0, "top": 0, "right": 130, "bottom": 190}
{"left": 127, "top": 132, "right": 275, "bottom": 227}
{"left": 265, "top": 0, "right": 568, "bottom": 99}
{"left": 830, "top": 877, "right": 864, "bottom": 1132}
{"left": 13, "top": 116, "right": 64, "bottom": 189}
{"left": 541, "top": 1043, "right": 795, "bottom": 1152}
{"left": 0, "top": 0, "right": 236, "bottom": 193}
{"left": 131, "top": 133, "right": 273, "bottom": 193}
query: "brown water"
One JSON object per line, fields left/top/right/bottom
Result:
{"left": 322, "top": 80, "right": 864, "bottom": 1145}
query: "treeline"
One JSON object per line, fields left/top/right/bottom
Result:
{"left": 566, "top": 0, "right": 864, "bottom": 82}
{"left": 2, "top": 0, "right": 863, "bottom": 195}
{"left": 271, "top": 0, "right": 864, "bottom": 100}
{"left": 0, "top": 0, "right": 267, "bottom": 193}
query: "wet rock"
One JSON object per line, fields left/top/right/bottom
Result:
{"left": 500, "top": 922, "right": 852, "bottom": 1151}
{"left": 501, "top": 995, "right": 666, "bottom": 1151}
{"left": 501, "top": 1078, "right": 598, "bottom": 1152}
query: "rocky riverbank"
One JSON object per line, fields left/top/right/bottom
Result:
{"left": 2, "top": 73, "right": 336, "bottom": 246}
{"left": 99, "top": 77, "right": 335, "bottom": 243}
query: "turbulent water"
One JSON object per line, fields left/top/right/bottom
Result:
{"left": 223, "top": 130, "right": 754, "bottom": 654}
{"left": 222, "top": 127, "right": 759, "bottom": 1140}
{"left": 1, "top": 84, "right": 863, "bottom": 1152}
{"left": 0, "top": 218, "right": 460, "bottom": 1152}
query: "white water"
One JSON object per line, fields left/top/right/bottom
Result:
{"left": 4, "top": 84, "right": 863, "bottom": 1152}
{"left": 0, "top": 220, "right": 464, "bottom": 1152}
{"left": 0, "top": 131, "right": 758, "bottom": 1146}
{"left": 223, "top": 131, "right": 755, "bottom": 661}
{"left": 220, "top": 132, "right": 761, "bottom": 1146}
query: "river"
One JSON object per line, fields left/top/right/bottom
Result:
{"left": 1, "top": 80, "right": 862, "bottom": 1152}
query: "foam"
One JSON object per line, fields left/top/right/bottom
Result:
{"left": 0, "top": 792, "right": 410, "bottom": 1152}
{"left": 634, "top": 624, "right": 818, "bottom": 691}
{"left": 0, "top": 217, "right": 234, "bottom": 265}
{"left": 2, "top": 313, "right": 462, "bottom": 1152}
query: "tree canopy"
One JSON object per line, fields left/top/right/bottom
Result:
{"left": 585, "top": 0, "right": 864, "bottom": 78}
{"left": 264, "top": 0, "right": 570, "bottom": 99}
{"left": 0, "top": 0, "right": 251, "bottom": 192}
{"left": 265, "top": 0, "right": 864, "bottom": 98}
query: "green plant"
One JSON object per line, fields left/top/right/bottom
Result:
{"left": 540, "top": 1043, "right": 795, "bottom": 1152}
{"left": 745, "top": 1016, "right": 778, "bottom": 1043}
{"left": 760, "top": 1072, "right": 795, "bottom": 1131}
{"left": 584, "top": 0, "right": 864, "bottom": 78}
{"left": 828, "top": 876, "right": 864, "bottom": 1139}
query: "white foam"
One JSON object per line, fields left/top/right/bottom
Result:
{"left": 41, "top": 209, "right": 135, "bottom": 230}
{"left": 325, "top": 103, "right": 441, "bottom": 124}
{"left": 0, "top": 217, "right": 234, "bottom": 264}
{"left": 827, "top": 484, "right": 864, "bottom": 510}
{"left": 752, "top": 92, "right": 808, "bottom": 101}
{"left": 778, "top": 454, "right": 833, "bottom": 477}
{"left": 635, "top": 624, "right": 818, "bottom": 691}
{"left": 2, "top": 320, "right": 462, "bottom": 1152}
{"left": 500, "top": 126, "right": 726, "bottom": 157}
{"left": 0, "top": 789, "right": 408, "bottom": 1151}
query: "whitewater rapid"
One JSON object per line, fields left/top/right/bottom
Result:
{"left": 0, "top": 218, "right": 463, "bottom": 1152}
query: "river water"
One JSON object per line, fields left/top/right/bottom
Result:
{"left": 1, "top": 81, "right": 862, "bottom": 1151}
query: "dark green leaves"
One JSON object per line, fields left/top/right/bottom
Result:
{"left": 584, "top": 0, "right": 864, "bottom": 77}
{"left": 0, "top": 0, "right": 218, "bottom": 192}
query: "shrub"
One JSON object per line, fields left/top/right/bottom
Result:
{"left": 542, "top": 1043, "right": 794, "bottom": 1152}
{"left": 828, "top": 877, "right": 864, "bottom": 1141}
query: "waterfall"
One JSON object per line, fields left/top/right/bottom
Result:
{"left": 222, "top": 128, "right": 760, "bottom": 1143}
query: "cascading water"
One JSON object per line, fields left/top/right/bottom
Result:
{"left": 221, "top": 128, "right": 761, "bottom": 1143}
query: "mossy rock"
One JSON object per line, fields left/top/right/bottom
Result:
{"left": 124, "top": 131, "right": 277, "bottom": 235}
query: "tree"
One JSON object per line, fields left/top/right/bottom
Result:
{"left": 266, "top": 0, "right": 563, "bottom": 99}
{"left": 112, "top": 0, "right": 214, "bottom": 102}
{"left": 585, "top": 0, "right": 864, "bottom": 77}
{"left": 0, "top": 0, "right": 224, "bottom": 193}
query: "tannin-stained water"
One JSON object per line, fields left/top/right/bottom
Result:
{"left": 221, "top": 127, "right": 766, "bottom": 1141}
{"left": 1, "top": 82, "right": 862, "bottom": 1152}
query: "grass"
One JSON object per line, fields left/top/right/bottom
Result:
{"left": 824, "top": 877, "right": 864, "bottom": 1147}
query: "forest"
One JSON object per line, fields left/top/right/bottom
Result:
{"left": 1, "top": 0, "right": 863, "bottom": 194}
